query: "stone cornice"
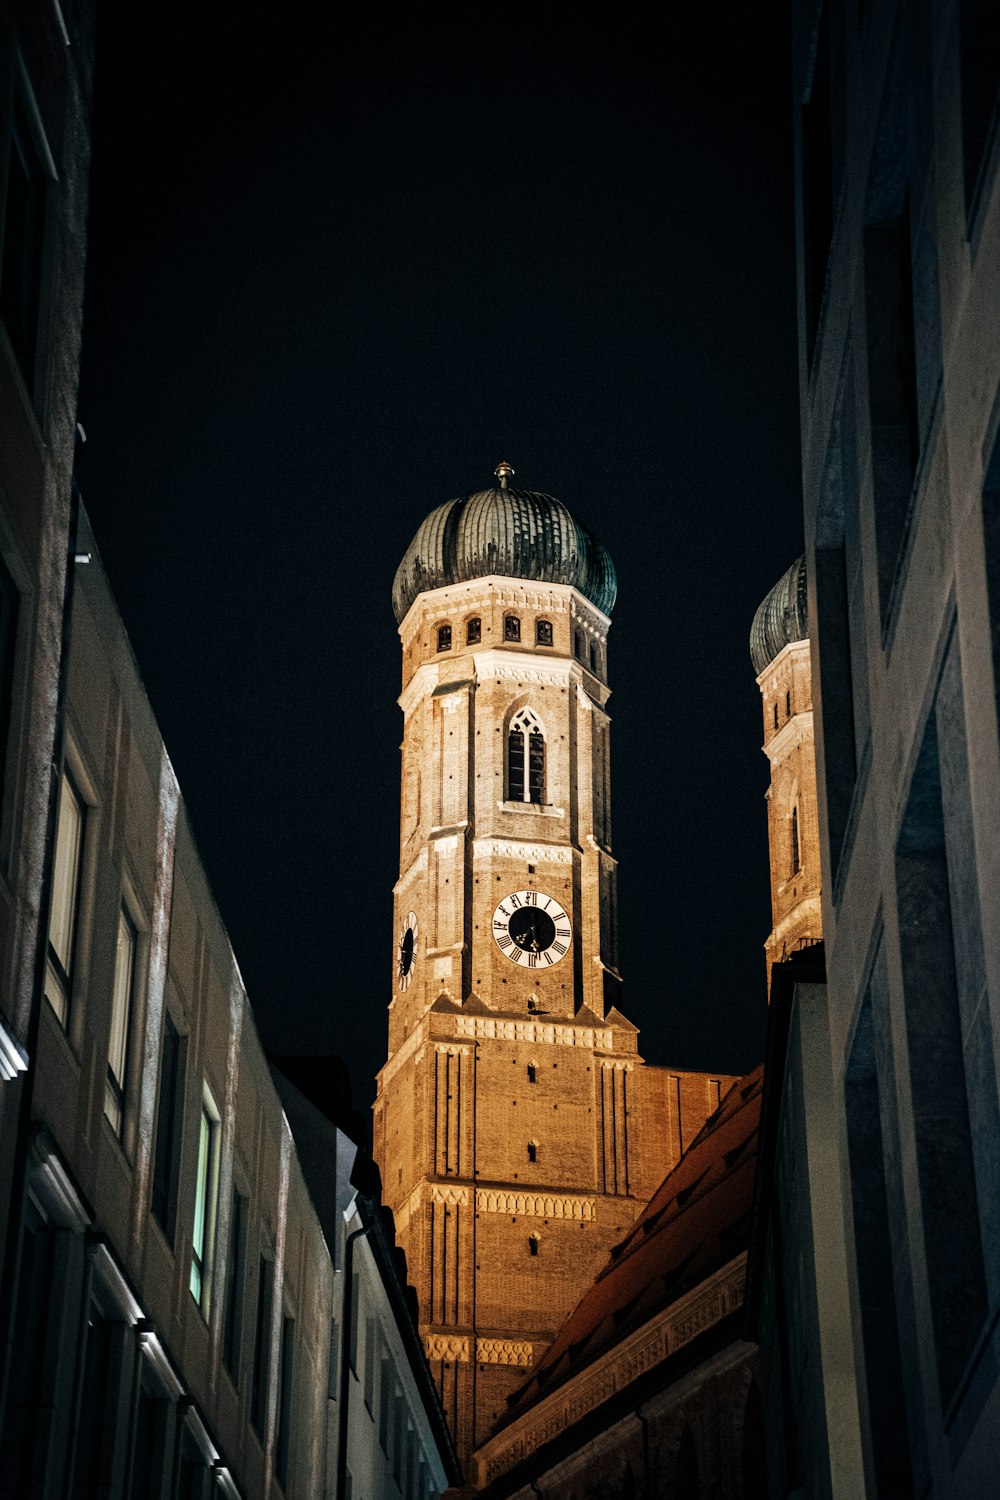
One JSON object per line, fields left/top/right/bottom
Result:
{"left": 474, "top": 837, "right": 574, "bottom": 865}
{"left": 762, "top": 708, "right": 815, "bottom": 766}
{"left": 476, "top": 1189, "right": 596, "bottom": 1221}
{"left": 398, "top": 578, "right": 611, "bottom": 643}
{"left": 453, "top": 1015, "right": 614, "bottom": 1050}
{"left": 473, "top": 1253, "right": 747, "bottom": 1486}
{"left": 754, "top": 636, "right": 810, "bottom": 690}
{"left": 477, "top": 1339, "right": 534, "bottom": 1367}
{"left": 423, "top": 1333, "right": 471, "bottom": 1363}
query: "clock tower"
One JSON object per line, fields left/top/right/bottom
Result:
{"left": 374, "top": 466, "right": 721, "bottom": 1469}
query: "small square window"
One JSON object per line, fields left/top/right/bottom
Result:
{"left": 536, "top": 619, "right": 553, "bottom": 646}
{"left": 437, "top": 625, "right": 452, "bottom": 652}
{"left": 504, "top": 615, "right": 521, "bottom": 643}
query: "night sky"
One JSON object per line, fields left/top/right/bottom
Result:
{"left": 78, "top": 5, "right": 804, "bottom": 1121}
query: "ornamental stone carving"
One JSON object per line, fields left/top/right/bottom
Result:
{"left": 475, "top": 839, "right": 573, "bottom": 865}
{"left": 430, "top": 1184, "right": 469, "bottom": 1206}
{"left": 423, "top": 1334, "right": 470, "bottom": 1363}
{"left": 477, "top": 1339, "right": 534, "bottom": 1367}
{"left": 454, "top": 1016, "right": 613, "bottom": 1050}
{"left": 476, "top": 1189, "right": 595, "bottom": 1221}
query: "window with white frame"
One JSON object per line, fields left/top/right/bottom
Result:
{"left": 45, "top": 771, "right": 86, "bottom": 1026}
{"left": 190, "top": 1086, "right": 221, "bottom": 1313}
{"left": 105, "top": 905, "right": 136, "bottom": 1135}
{"left": 507, "top": 708, "right": 545, "bottom": 804}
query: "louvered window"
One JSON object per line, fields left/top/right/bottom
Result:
{"left": 508, "top": 708, "right": 545, "bottom": 804}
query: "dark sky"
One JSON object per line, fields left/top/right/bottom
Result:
{"left": 78, "top": 4, "right": 804, "bottom": 1119}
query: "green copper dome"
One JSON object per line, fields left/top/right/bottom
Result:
{"left": 392, "top": 470, "right": 617, "bottom": 624}
{"left": 749, "top": 556, "right": 808, "bottom": 674}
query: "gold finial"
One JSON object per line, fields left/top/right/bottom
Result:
{"left": 494, "top": 460, "right": 514, "bottom": 490}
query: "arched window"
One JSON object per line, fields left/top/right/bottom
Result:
{"left": 785, "top": 688, "right": 792, "bottom": 718}
{"left": 535, "top": 619, "right": 553, "bottom": 646}
{"left": 773, "top": 702, "right": 779, "bottom": 730}
{"left": 466, "top": 616, "right": 481, "bottom": 645}
{"left": 574, "top": 629, "right": 584, "bottom": 660}
{"left": 589, "top": 642, "right": 598, "bottom": 674}
{"left": 791, "top": 805, "right": 801, "bottom": 874}
{"left": 508, "top": 709, "right": 545, "bottom": 804}
{"left": 527, "top": 1141, "right": 537, "bottom": 1163}
{"left": 504, "top": 614, "right": 521, "bottom": 642}
{"left": 437, "top": 624, "right": 452, "bottom": 652}
{"left": 527, "top": 1062, "right": 537, "bottom": 1084}
{"left": 528, "top": 1234, "right": 539, "bottom": 1257}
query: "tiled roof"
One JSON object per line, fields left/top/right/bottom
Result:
{"left": 500, "top": 1066, "right": 764, "bottom": 1425}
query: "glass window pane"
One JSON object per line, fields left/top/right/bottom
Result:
{"left": 108, "top": 907, "right": 135, "bottom": 1090}
{"left": 190, "top": 1107, "right": 210, "bottom": 1301}
{"left": 49, "top": 775, "right": 83, "bottom": 973}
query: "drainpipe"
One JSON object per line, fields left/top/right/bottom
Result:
{"left": 336, "top": 1216, "right": 373, "bottom": 1500}
{"left": 0, "top": 446, "right": 83, "bottom": 1428}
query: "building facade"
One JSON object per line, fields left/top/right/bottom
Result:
{"left": 749, "top": 557, "right": 823, "bottom": 985}
{"left": 0, "top": 499, "right": 458, "bottom": 1497}
{"left": 374, "top": 467, "right": 735, "bottom": 1467}
{"left": 0, "top": 0, "right": 95, "bottom": 1302}
{"left": 750, "top": 1, "right": 1000, "bottom": 1496}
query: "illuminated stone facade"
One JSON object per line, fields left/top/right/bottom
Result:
{"left": 374, "top": 522, "right": 736, "bottom": 1467}
{"left": 751, "top": 560, "right": 822, "bottom": 985}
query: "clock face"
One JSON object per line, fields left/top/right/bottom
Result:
{"left": 397, "top": 911, "right": 418, "bottom": 991}
{"left": 492, "top": 890, "right": 571, "bottom": 968}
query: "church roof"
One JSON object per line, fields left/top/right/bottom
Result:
{"left": 392, "top": 468, "right": 617, "bottom": 623}
{"left": 749, "top": 555, "right": 808, "bottom": 674}
{"left": 497, "top": 1066, "right": 763, "bottom": 1427}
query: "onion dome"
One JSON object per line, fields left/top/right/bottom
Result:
{"left": 749, "top": 555, "right": 808, "bottom": 674}
{"left": 392, "top": 462, "right": 617, "bottom": 624}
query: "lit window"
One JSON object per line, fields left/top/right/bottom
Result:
{"left": 190, "top": 1087, "right": 221, "bottom": 1313}
{"left": 466, "top": 616, "right": 481, "bottom": 644}
{"left": 791, "top": 806, "right": 801, "bottom": 875}
{"left": 507, "top": 708, "right": 545, "bottom": 804}
{"left": 528, "top": 1234, "right": 539, "bottom": 1257}
{"left": 535, "top": 619, "right": 553, "bottom": 646}
{"left": 105, "top": 905, "right": 136, "bottom": 1136}
{"left": 436, "top": 624, "right": 452, "bottom": 652}
{"left": 504, "top": 615, "right": 521, "bottom": 642}
{"left": 45, "top": 772, "right": 85, "bottom": 1026}
{"left": 527, "top": 1141, "right": 537, "bottom": 1163}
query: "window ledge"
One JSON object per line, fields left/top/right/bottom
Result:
{"left": 498, "top": 801, "right": 564, "bottom": 818}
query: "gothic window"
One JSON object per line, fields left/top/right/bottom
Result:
{"left": 466, "top": 616, "right": 481, "bottom": 645}
{"left": 574, "top": 629, "right": 584, "bottom": 660}
{"left": 786, "top": 688, "right": 791, "bottom": 718}
{"left": 504, "top": 614, "right": 521, "bottom": 642}
{"left": 527, "top": 1141, "right": 537, "bottom": 1163}
{"left": 773, "top": 702, "right": 779, "bottom": 730}
{"left": 528, "top": 1234, "right": 539, "bottom": 1257}
{"left": 535, "top": 619, "right": 553, "bottom": 646}
{"left": 437, "top": 624, "right": 452, "bottom": 652}
{"left": 507, "top": 708, "right": 545, "bottom": 804}
{"left": 589, "top": 642, "right": 598, "bottom": 674}
{"left": 791, "top": 805, "right": 801, "bottom": 874}
{"left": 527, "top": 1063, "right": 537, "bottom": 1084}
